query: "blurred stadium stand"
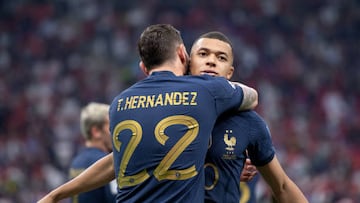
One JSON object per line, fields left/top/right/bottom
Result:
{"left": 0, "top": 0, "right": 359, "bottom": 202}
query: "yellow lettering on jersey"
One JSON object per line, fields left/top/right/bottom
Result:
{"left": 155, "top": 94, "right": 164, "bottom": 106}
{"left": 173, "top": 92, "right": 181, "bottom": 105}
{"left": 182, "top": 92, "right": 189, "bottom": 105}
{"left": 146, "top": 95, "right": 155, "bottom": 108}
{"left": 138, "top": 96, "right": 146, "bottom": 108}
{"left": 131, "top": 96, "right": 139, "bottom": 109}
{"left": 117, "top": 99, "right": 123, "bottom": 111}
{"left": 190, "top": 92, "right": 197, "bottom": 105}
{"left": 124, "top": 97, "right": 132, "bottom": 110}
{"left": 117, "top": 91, "right": 198, "bottom": 111}
{"left": 164, "top": 92, "right": 173, "bottom": 105}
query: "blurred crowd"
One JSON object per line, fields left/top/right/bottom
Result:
{"left": 0, "top": 0, "right": 359, "bottom": 202}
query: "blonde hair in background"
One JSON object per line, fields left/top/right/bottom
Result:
{"left": 80, "top": 102, "right": 109, "bottom": 140}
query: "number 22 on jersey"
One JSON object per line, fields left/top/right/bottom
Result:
{"left": 112, "top": 115, "right": 199, "bottom": 188}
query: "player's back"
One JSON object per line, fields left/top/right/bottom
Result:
{"left": 69, "top": 147, "right": 116, "bottom": 203}
{"left": 109, "top": 71, "right": 243, "bottom": 203}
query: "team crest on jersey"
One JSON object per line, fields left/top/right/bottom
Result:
{"left": 222, "top": 130, "right": 237, "bottom": 160}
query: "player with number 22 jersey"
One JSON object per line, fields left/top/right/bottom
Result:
{"left": 109, "top": 71, "right": 245, "bottom": 203}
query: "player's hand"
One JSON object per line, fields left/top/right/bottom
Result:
{"left": 240, "top": 158, "right": 257, "bottom": 182}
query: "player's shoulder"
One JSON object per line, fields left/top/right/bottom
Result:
{"left": 241, "top": 111, "right": 272, "bottom": 137}
{"left": 73, "top": 147, "right": 107, "bottom": 162}
{"left": 235, "top": 110, "right": 267, "bottom": 125}
{"left": 184, "top": 74, "right": 229, "bottom": 84}
{"left": 186, "top": 75, "right": 240, "bottom": 96}
{"left": 240, "top": 110, "right": 262, "bottom": 118}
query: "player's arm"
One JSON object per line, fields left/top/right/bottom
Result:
{"left": 257, "top": 155, "right": 308, "bottom": 203}
{"left": 37, "top": 153, "right": 115, "bottom": 203}
{"left": 231, "top": 82, "right": 258, "bottom": 110}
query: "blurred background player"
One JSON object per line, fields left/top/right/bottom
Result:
{"left": 69, "top": 102, "right": 116, "bottom": 203}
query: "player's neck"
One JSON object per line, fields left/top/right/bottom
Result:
{"left": 148, "top": 57, "right": 186, "bottom": 76}
{"left": 85, "top": 141, "right": 109, "bottom": 152}
{"left": 149, "top": 65, "right": 185, "bottom": 76}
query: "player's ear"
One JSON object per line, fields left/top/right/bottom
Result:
{"left": 177, "top": 44, "right": 189, "bottom": 66}
{"left": 90, "top": 126, "right": 101, "bottom": 139}
{"left": 226, "top": 66, "right": 234, "bottom": 80}
{"left": 139, "top": 61, "right": 149, "bottom": 76}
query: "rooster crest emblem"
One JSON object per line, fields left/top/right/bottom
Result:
{"left": 223, "top": 130, "right": 236, "bottom": 151}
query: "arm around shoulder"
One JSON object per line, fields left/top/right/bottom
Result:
{"left": 231, "top": 82, "right": 258, "bottom": 110}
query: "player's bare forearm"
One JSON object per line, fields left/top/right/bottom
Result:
{"left": 231, "top": 82, "right": 258, "bottom": 110}
{"left": 79, "top": 153, "right": 115, "bottom": 190}
{"left": 275, "top": 178, "right": 309, "bottom": 203}
{"left": 258, "top": 156, "right": 308, "bottom": 203}
{"left": 37, "top": 153, "right": 115, "bottom": 203}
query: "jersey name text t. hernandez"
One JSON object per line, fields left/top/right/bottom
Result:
{"left": 116, "top": 91, "right": 198, "bottom": 111}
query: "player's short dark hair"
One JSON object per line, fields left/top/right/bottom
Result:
{"left": 138, "top": 24, "right": 183, "bottom": 70}
{"left": 195, "top": 31, "right": 233, "bottom": 57}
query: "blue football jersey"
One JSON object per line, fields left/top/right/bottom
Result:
{"left": 109, "top": 71, "right": 244, "bottom": 203}
{"left": 204, "top": 110, "right": 275, "bottom": 203}
{"left": 239, "top": 174, "right": 259, "bottom": 203}
{"left": 69, "top": 147, "right": 116, "bottom": 203}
